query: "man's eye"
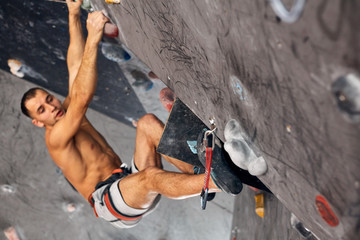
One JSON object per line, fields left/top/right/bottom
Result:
{"left": 48, "top": 96, "right": 53, "bottom": 102}
{"left": 40, "top": 107, "right": 44, "bottom": 113}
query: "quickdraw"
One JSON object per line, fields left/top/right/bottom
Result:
{"left": 200, "top": 127, "right": 216, "bottom": 210}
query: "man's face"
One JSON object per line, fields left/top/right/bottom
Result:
{"left": 25, "top": 89, "right": 65, "bottom": 127}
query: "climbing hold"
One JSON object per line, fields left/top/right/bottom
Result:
{"left": 105, "top": 0, "right": 121, "bottom": 3}
{"left": 231, "top": 227, "right": 239, "bottom": 240}
{"left": 224, "top": 119, "right": 243, "bottom": 141}
{"left": 148, "top": 71, "right": 159, "bottom": 80}
{"left": 103, "top": 23, "right": 119, "bottom": 38}
{"left": 4, "top": 226, "right": 21, "bottom": 240}
{"left": 75, "top": 0, "right": 92, "bottom": 11}
{"left": 7, "top": 59, "right": 24, "bottom": 78}
{"left": 332, "top": 73, "right": 360, "bottom": 122}
{"left": 159, "top": 87, "right": 175, "bottom": 112}
{"left": 249, "top": 186, "right": 260, "bottom": 192}
{"left": 230, "top": 75, "right": 247, "bottom": 101}
{"left": 224, "top": 140, "right": 251, "bottom": 170}
{"left": 101, "top": 42, "right": 131, "bottom": 62}
{"left": 224, "top": 119, "right": 268, "bottom": 176}
{"left": 315, "top": 195, "right": 339, "bottom": 227}
{"left": 130, "top": 70, "right": 154, "bottom": 91}
{"left": 269, "top": 0, "right": 306, "bottom": 23}
{"left": 248, "top": 157, "right": 267, "bottom": 176}
{"left": 290, "top": 213, "right": 314, "bottom": 239}
{"left": 132, "top": 119, "right": 138, "bottom": 128}
{"left": 286, "top": 124, "right": 292, "bottom": 133}
{"left": 1, "top": 184, "right": 16, "bottom": 194}
{"left": 66, "top": 203, "right": 77, "bottom": 213}
{"left": 186, "top": 140, "right": 198, "bottom": 154}
{"left": 254, "top": 193, "right": 264, "bottom": 218}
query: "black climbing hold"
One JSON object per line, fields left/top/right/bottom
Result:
{"left": 332, "top": 73, "right": 360, "bottom": 122}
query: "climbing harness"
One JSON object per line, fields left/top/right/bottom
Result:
{"left": 269, "top": 0, "right": 306, "bottom": 23}
{"left": 200, "top": 127, "right": 216, "bottom": 210}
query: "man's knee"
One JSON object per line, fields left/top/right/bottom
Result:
{"left": 138, "top": 114, "right": 160, "bottom": 128}
{"left": 141, "top": 166, "right": 163, "bottom": 189}
{"left": 137, "top": 114, "right": 164, "bottom": 136}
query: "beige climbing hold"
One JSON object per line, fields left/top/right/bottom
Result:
{"left": 66, "top": 203, "right": 76, "bottom": 213}
{"left": 7, "top": 59, "right": 24, "bottom": 78}
{"left": 4, "top": 227, "right": 20, "bottom": 240}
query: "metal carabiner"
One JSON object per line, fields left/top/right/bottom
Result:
{"left": 203, "top": 128, "right": 216, "bottom": 151}
{"left": 200, "top": 188, "right": 209, "bottom": 210}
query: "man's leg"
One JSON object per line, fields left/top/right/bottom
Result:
{"left": 133, "top": 114, "right": 194, "bottom": 174}
{"left": 119, "top": 114, "right": 219, "bottom": 209}
{"left": 119, "top": 166, "right": 220, "bottom": 209}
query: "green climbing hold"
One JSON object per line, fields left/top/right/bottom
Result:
{"left": 75, "top": 0, "right": 92, "bottom": 11}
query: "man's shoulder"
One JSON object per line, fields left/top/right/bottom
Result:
{"left": 45, "top": 122, "right": 73, "bottom": 149}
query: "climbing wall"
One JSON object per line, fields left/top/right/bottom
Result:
{"left": 90, "top": 0, "right": 360, "bottom": 239}
{"left": 231, "top": 186, "right": 319, "bottom": 240}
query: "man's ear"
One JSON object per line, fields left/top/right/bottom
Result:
{"left": 32, "top": 119, "right": 44, "bottom": 128}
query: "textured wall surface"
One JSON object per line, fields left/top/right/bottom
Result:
{"left": 88, "top": 0, "right": 360, "bottom": 239}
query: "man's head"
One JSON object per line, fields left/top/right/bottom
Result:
{"left": 21, "top": 88, "right": 65, "bottom": 127}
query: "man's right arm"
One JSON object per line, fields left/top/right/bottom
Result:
{"left": 64, "top": 0, "right": 85, "bottom": 108}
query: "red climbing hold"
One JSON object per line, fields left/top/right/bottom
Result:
{"left": 148, "top": 71, "right": 159, "bottom": 80}
{"left": 315, "top": 195, "right": 339, "bottom": 227}
{"left": 159, "top": 87, "right": 175, "bottom": 112}
{"left": 104, "top": 23, "right": 119, "bottom": 38}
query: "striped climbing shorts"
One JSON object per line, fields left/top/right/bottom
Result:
{"left": 89, "top": 161, "right": 161, "bottom": 229}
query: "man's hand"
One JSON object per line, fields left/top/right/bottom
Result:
{"left": 86, "top": 11, "right": 109, "bottom": 45}
{"left": 66, "top": 0, "right": 83, "bottom": 16}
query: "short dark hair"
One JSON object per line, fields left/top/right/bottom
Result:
{"left": 21, "top": 87, "right": 46, "bottom": 118}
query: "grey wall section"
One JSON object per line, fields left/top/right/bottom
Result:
{"left": 0, "top": 69, "right": 235, "bottom": 240}
{"left": 231, "top": 187, "right": 318, "bottom": 240}
{"left": 0, "top": 0, "right": 147, "bottom": 127}
{"left": 89, "top": 0, "right": 360, "bottom": 239}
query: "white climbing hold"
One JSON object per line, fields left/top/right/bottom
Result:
{"left": 224, "top": 119, "right": 244, "bottom": 141}
{"left": 248, "top": 156, "right": 268, "bottom": 176}
{"left": 224, "top": 119, "right": 268, "bottom": 176}
{"left": 224, "top": 140, "right": 250, "bottom": 170}
{"left": 0, "top": 184, "right": 16, "bottom": 194}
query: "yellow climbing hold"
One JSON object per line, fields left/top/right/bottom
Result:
{"left": 105, "top": 0, "right": 121, "bottom": 4}
{"left": 255, "top": 193, "right": 264, "bottom": 218}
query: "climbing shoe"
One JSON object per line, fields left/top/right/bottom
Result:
{"left": 197, "top": 128, "right": 243, "bottom": 195}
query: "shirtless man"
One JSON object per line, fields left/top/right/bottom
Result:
{"left": 20, "top": 0, "right": 241, "bottom": 228}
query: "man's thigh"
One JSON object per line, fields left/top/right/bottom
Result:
{"left": 118, "top": 169, "right": 159, "bottom": 209}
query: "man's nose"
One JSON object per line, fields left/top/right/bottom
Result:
{"left": 47, "top": 103, "right": 57, "bottom": 112}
